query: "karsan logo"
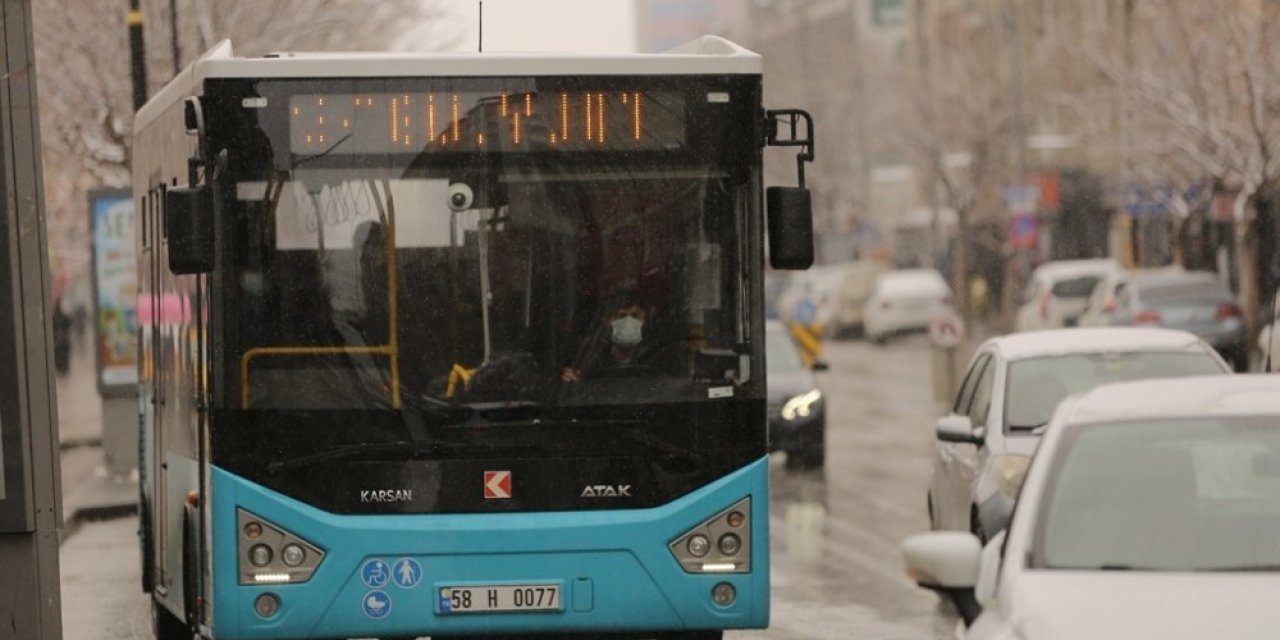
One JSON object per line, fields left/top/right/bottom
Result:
{"left": 580, "top": 484, "right": 633, "bottom": 498}
{"left": 361, "top": 489, "right": 413, "bottom": 503}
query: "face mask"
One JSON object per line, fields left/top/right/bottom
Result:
{"left": 611, "top": 316, "right": 643, "bottom": 348}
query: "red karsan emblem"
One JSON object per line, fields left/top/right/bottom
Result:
{"left": 483, "top": 470, "right": 512, "bottom": 499}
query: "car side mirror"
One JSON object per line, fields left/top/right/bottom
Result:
{"left": 902, "top": 532, "right": 983, "bottom": 626}
{"left": 165, "top": 185, "right": 215, "bottom": 274}
{"left": 811, "top": 360, "right": 829, "bottom": 372}
{"left": 936, "top": 414, "right": 983, "bottom": 445}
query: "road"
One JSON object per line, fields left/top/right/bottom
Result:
{"left": 60, "top": 336, "right": 959, "bottom": 639}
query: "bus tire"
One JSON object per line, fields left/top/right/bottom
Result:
{"left": 151, "top": 600, "right": 191, "bottom": 640}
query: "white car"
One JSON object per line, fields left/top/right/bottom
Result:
{"left": 1077, "top": 266, "right": 1184, "bottom": 328}
{"left": 862, "top": 268, "right": 951, "bottom": 343}
{"left": 1015, "top": 259, "right": 1121, "bottom": 332}
{"left": 927, "top": 328, "right": 1231, "bottom": 541}
{"left": 906, "top": 375, "right": 1280, "bottom": 638}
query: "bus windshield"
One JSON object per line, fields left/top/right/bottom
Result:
{"left": 226, "top": 165, "right": 752, "bottom": 414}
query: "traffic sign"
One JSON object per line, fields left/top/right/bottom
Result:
{"left": 929, "top": 310, "right": 967, "bottom": 349}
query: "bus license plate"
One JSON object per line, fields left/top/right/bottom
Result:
{"left": 439, "top": 584, "right": 562, "bottom": 614}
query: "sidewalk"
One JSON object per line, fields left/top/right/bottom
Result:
{"left": 56, "top": 344, "right": 138, "bottom": 541}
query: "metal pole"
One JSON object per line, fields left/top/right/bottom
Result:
{"left": 170, "top": 0, "right": 179, "bottom": 76}
{"left": 0, "top": 0, "right": 64, "bottom": 637}
{"left": 129, "top": 0, "right": 147, "bottom": 110}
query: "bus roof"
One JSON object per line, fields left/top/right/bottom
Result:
{"left": 135, "top": 36, "right": 761, "bottom": 132}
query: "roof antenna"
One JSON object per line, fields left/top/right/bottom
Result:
{"left": 478, "top": 1, "right": 484, "bottom": 53}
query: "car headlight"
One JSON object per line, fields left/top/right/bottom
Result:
{"left": 992, "top": 455, "right": 1031, "bottom": 500}
{"left": 781, "top": 389, "right": 823, "bottom": 420}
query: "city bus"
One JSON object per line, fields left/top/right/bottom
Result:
{"left": 132, "top": 36, "right": 815, "bottom": 640}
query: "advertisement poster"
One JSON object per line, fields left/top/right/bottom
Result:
{"left": 91, "top": 190, "right": 138, "bottom": 392}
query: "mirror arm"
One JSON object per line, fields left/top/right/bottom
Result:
{"left": 765, "top": 109, "right": 815, "bottom": 188}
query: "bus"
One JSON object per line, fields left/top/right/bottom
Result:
{"left": 133, "top": 36, "right": 814, "bottom": 640}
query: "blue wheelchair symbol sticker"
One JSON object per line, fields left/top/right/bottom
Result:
{"left": 362, "top": 590, "right": 392, "bottom": 619}
{"left": 361, "top": 559, "right": 390, "bottom": 588}
{"left": 392, "top": 558, "right": 422, "bottom": 589}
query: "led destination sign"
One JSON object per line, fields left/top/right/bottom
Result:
{"left": 290, "top": 90, "right": 687, "bottom": 155}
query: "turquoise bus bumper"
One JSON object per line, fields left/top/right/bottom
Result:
{"left": 209, "top": 456, "right": 770, "bottom": 639}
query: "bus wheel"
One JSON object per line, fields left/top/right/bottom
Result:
{"left": 151, "top": 601, "right": 191, "bottom": 640}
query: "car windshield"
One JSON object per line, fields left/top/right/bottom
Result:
{"left": 1035, "top": 417, "right": 1280, "bottom": 572}
{"left": 1004, "top": 352, "right": 1226, "bottom": 431}
{"left": 1051, "top": 275, "right": 1102, "bottom": 298}
{"left": 766, "top": 326, "right": 806, "bottom": 373}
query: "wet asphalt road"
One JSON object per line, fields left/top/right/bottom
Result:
{"left": 60, "top": 336, "right": 959, "bottom": 639}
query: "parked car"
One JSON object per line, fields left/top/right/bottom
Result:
{"left": 774, "top": 265, "right": 847, "bottom": 330}
{"left": 1077, "top": 266, "right": 1183, "bottom": 328}
{"left": 774, "top": 260, "right": 885, "bottom": 338}
{"left": 862, "top": 268, "right": 951, "bottom": 344}
{"left": 1106, "top": 270, "right": 1247, "bottom": 371}
{"left": 766, "top": 320, "right": 826, "bottom": 469}
{"left": 927, "top": 328, "right": 1231, "bottom": 542}
{"left": 1014, "top": 259, "right": 1121, "bottom": 332}
{"left": 827, "top": 260, "right": 886, "bottom": 338}
{"left": 906, "top": 375, "right": 1280, "bottom": 638}
{"left": 1256, "top": 289, "right": 1279, "bottom": 372}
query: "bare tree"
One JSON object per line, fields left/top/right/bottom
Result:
{"left": 894, "top": 1, "right": 1015, "bottom": 321}
{"left": 33, "top": 0, "right": 462, "bottom": 297}
{"left": 1083, "top": 0, "right": 1280, "bottom": 338}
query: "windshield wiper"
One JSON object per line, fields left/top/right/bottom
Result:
{"left": 267, "top": 440, "right": 531, "bottom": 473}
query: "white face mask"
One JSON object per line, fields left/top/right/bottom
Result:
{"left": 610, "top": 315, "right": 644, "bottom": 348}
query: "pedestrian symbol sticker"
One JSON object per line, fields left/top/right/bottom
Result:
{"left": 362, "top": 590, "right": 392, "bottom": 619}
{"left": 393, "top": 558, "right": 422, "bottom": 589}
{"left": 361, "top": 559, "right": 390, "bottom": 588}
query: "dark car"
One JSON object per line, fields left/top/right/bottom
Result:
{"left": 1109, "top": 270, "right": 1248, "bottom": 371}
{"left": 766, "top": 320, "right": 826, "bottom": 469}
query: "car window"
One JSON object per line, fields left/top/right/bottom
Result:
{"left": 967, "top": 357, "right": 996, "bottom": 427}
{"left": 953, "top": 353, "right": 991, "bottom": 415}
{"left": 1035, "top": 417, "right": 1280, "bottom": 571}
{"left": 1003, "top": 352, "right": 1228, "bottom": 432}
{"left": 1051, "top": 275, "right": 1102, "bottom": 298}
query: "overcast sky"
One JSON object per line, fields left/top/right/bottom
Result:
{"left": 439, "top": 0, "right": 639, "bottom": 53}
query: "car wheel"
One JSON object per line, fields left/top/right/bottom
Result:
{"left": 151, "top": 601, "right": 191, "bottom": 640}
{"left": 793, "top": 446, "right": 825, "bottom": 470}
{"left": 969, "top": 506, "right": 987, "bottom": 544}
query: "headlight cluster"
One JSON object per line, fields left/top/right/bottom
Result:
{"left": 781, "top": 389, "right": 823, "bottom": 421}
{"left": 991, "top": 455, "right": 1032, "bottom": 500}
{"left": 669, "top": 497, "right": 752, "bottom": 574}
{"left": 237, "top": 508, "right": 326, "bottom": 586}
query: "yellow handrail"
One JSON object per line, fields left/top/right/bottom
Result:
{"left": 239, "top": 345, "right": 395, "bottom": 409}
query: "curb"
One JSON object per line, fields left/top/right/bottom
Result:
{"left": 61, "top": 500, "right": 138, "bottom": 544}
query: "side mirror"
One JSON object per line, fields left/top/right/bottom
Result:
{"left": 902, "top": 531, "right": 983, "bottom": 626}
{"left": 811, "top": 360, "right": 829, "bottom": 372}
{"left": 165, "top": 185, "right": 215, "bottom": 274}
{"left": 936, "top": 414, "right": 983, "bottom": 445}
{"left": 766, "top": 186, "right": 814, "bottom": 270}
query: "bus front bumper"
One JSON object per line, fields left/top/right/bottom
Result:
{"left": 209, "top": 457, "right": 770, "bottom": 639}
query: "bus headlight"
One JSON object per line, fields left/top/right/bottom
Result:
{"left": 669, "top": 497, "right": 752, "bottom": 574}
{"left": 237, "top": 509, "right": 326, "bottom": 585}
{"left": 781, "top": 390, "right": 822, "bottom": 420}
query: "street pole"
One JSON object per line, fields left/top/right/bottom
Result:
{"left": 170, "top": 0, "right": 180, "bottom": 76}
{"left": 0, "top": 1, "right": 64, "bottom": 638}
{"left": 129, "top": 0, "right": 147, "bottom": 110}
